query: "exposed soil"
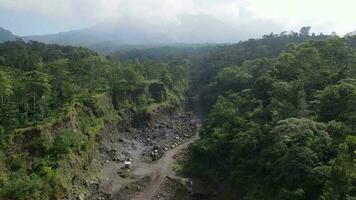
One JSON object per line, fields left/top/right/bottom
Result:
{"left": 151, "top": 176, "right": 192, "bottom": 200}
{"left": 88, "top": 109, "right": 201, "bottom": 200}
{"left": 134, "top": 131, "right": 199, "bottom": 200}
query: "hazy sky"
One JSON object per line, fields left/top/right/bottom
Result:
{"left": 0, "top": 0, "right": 355, "bottom": 37}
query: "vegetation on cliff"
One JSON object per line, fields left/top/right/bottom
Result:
{"left": 0, "top": 41, "right": 189, "bottom": 199}
{"left": 1, "top": 28, "right": 356, "bottom": 200}
{"left": 188, "top": 36, "right": 356, "bottom": 199}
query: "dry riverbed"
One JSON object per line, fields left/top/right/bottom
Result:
{"left": 88, "top": 110, "right": 201, "bottom": 200}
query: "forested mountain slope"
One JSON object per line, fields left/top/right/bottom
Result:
{"left": 107, "top": 30, "right": 356, "bottom": 199}
{"left": 111, "top": 28, "right": 332, "bottom": 112}
{"left": 191, "top": 31, "right": 333, "bottom": 110}
{"left": 1, "top": 30, "right": 355, "bottom": 200}
{"left": 188, "top": 37, "right": 356, "bottom": 199}
{"left": 0, "top": 41, "right": 190, "bottom": 199}
{"left": 0, "top": 27, "right": 17, "bottom": 43}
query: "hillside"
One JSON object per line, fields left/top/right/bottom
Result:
{"left": 0, "top": 41, "right": 190, "bottom": 199}
{"left": 0, "top": 27, "right": 17, "bottom": 42}
{"left": 22, "top": 16, "right": 249, "bottom": 49}
{"left": 187, "top": 36, "right": 356, "bottom": 199}
{"left": 1, "top": 32, "right": 355, "bottom": 200}
{"left": 1, "top": 0, "right": 356, "bottom": 199}
{"left": 109, "top": 32, "right": 356, "bottom": 199}
{"left": 23, "top": 23, "right": 172, "bottom": 47}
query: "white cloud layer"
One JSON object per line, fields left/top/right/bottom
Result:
{"left": 0, "top": 0, "right": 355, "bottom": 38}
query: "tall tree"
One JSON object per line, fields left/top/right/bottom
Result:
{"left": 0, "top": 71, "right": 13, "bottom": 106}
{"left": 22, "top": 70, "right": 51, "bottom": 109}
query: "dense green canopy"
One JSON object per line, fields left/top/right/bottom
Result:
{"left": 188, "top": 37, "right": 356, "bottom": 199}
{"left": 0, "top": 41, "right": 189, "bottom": 199}
{"left": 1, "top": 29, "right": 356, "bottom": 199}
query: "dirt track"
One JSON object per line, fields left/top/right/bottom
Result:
{"left": 92, "top": 110, "right": 200, "bottom": 200}
{"left": 134, "top": 129, "right": 200, "bottom": 200}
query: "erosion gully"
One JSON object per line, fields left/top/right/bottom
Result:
{"left": 90, "top": 101, "right": 202, "bottom": 200}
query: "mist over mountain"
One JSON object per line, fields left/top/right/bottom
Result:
{"left": 1, "top": 1, "right": 356, "bottom": 199}
{"left": 22, "top": 15, "right": 282, "bottom": 47}
{"left": 23, "top": 21, "right": 170, "bottom": 46}
{"left": 0, "top": 27, "right": 17, "bottom": 42}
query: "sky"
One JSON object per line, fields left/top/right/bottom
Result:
{"left": 0, "top": 0, "right": 355, "bottom": 38}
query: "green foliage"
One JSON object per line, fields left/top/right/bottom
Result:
{"left": 3, "top": 30, "right": 355, "bottom": 200}
{"left": 263, "top": 118, "right": 331, "bottom": 199}
{"left": 316, "top": 81, "right": 356, "bottom": 126}
{"left": 0, "top": 171, "right": 49, "bottom": 200}
{"left": 0, "top": 41, "right": 190, "bottom": 199}
{"left": 321, "top": 136, "right": 356, "bottom": 200}
{"left": 190, "top": 30, "right": 331, "bottom": 98}
{"left": 0, "top": 70, "right": 13, "bottom": 105}
{"left": 189, "top": 37, "right": 356, "bottom": 199}
{"left": 52, "top": 131, "right": 87, "bottom": 157}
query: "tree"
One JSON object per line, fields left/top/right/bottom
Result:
{"left": 316, "top": 81, "right": 356, "bottom": 128}
{"left": 22, "top": 70, "right": 51, "bottom": 109}
{"left": 299, "top": 26, "right": 311, "bottom": 37}
{"left": 45, "top": 59, "right": 76, "bottom": 105}
{"left": 215, "top": 66, "right": 253, "bottom": 92}
{"left": 264, "top": 118, "right": 331, "bottom": 199}
{"left": 322, "top": 137, "right": 356, "bottom": 200}
{"left": 0, "top": 71, "right": 13, "bottom": 106}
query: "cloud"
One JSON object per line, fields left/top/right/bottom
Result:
{"left": 0, "top": 0, "right": 267, "bottom": 26}
{"left": 0, "top": 0, "right": 112, "bottom": 22}
{"left": 251, "top": 0, "right": 356, "bottom": 35}
{"left": 0, "top": 0, "right": 355, "bottom": 37}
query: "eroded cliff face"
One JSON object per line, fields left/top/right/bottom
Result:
{"left": 90, "top": 109, "right": 200, "bottom": 200}
{"left": 11, "top": 93, "right": 118, "bottom": 199}
{"left": 10, "top": 83, "right": 191, "bottom": 200}
{"left": 35, "top": 88, "right": 194, "bottom": 200}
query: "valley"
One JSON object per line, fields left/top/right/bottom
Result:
{"left": 93, "top": 110, "right": 200, "bottom": 200}
{"left": 0, "top": 28, "right": 355, "bottom": 200}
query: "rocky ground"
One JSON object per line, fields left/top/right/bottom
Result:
{"left": 87, "top": 110, "right": 201, "bottom": 200}
{"left": 151, "top": 176, "right": 192, "bottom": 200}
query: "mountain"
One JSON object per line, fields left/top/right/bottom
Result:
{"left": 23, "top": 22, "right": 172, "bottom": 46}
{"left": 22, "top": 15, "right": 269, "bottom": 48}
{"left": 0, "top": 27, "right": 17, "bottom": 42}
